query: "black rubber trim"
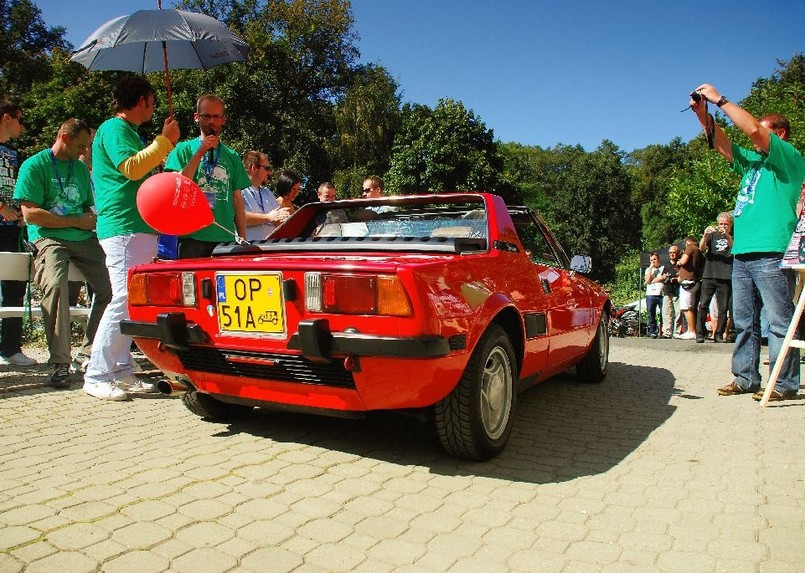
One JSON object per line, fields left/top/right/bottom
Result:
{"left": 287, "top": 319, "right": 451, "bottom": 360}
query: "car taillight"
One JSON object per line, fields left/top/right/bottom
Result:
{"left": 130, "top": 272, "right": 197, "bottom": 307}
{"left": 305, "top": 272, "right": 412, "bottom": 316}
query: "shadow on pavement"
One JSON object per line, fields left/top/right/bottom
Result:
{"left": 214, "top": 360, "right": 676, "bottom": 484}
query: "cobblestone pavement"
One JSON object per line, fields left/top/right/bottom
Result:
{"left": 0, "top": 339, "right": 803, "bottom": 572}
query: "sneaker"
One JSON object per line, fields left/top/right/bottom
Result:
{"left": 0, "top": 352, "right": 37, "bottom": 366}
{"left": 676, "top": 332, "right": 697, "bottom": 340}
{"left": 83, "top": 381, "right": 128, "bottom": 401}
{"left": 718, "top": 382, "right": 760, "bottom": 396}
{"left": 50, "top": 364, "right": 72, "bottom": 389}
{"left": 752, "top": 388, "right": 798, "bottom": 402}
{"left": 115, "top": 375, "right": 157, "bottom": 394}
{"left": 69, "top": 353, "right": 91, "bottom": 374}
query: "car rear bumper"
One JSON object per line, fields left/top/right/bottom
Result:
{"left": 121, "top": 313, "right": 452, "bottom": 362}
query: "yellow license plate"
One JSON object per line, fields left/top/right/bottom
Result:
{"left": 216, "top": 273, "right": 285, "bottom": 334}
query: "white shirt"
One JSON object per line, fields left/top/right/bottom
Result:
{"left": 242, "top": 185, "right": 280, "bottom": 241}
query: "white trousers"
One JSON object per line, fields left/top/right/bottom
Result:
{"left": 84, "top": 234, "right": 157, "bottom": 384}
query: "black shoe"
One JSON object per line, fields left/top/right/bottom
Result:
{"left": 696, "top": 336, "right": 705, "bottom": 343}
{"left": 713, "top": 335, "right": 724, "bottom": 343}
{"left": 50, "top": 364, "right": 72, "bottom": 389}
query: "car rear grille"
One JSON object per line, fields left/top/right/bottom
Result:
{"left": 175, "top": 347, "right": 355, "bottom": 389}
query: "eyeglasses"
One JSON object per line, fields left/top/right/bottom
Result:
{"left": 198, "top": 114, "right": 225, "bottom": 121}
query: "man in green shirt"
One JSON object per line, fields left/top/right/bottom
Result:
{"left": 82, "top": 76, "right": 180, "bottom": 401}
{"left": 690, "top": 83, "right": 805, "bottom": 401}
{"left": 165, "top": 94, "right": 249, "bottom": 258}
{"left": 14, "top": 119, "right": 112, "bottom": 388}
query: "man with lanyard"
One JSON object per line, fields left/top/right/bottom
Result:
{"left": 13, "top": 119, "right": 112, "bottom": 388}
{"left": 241, "top": 150, "right": 290, "bottom": 241}
{"left": 165, "top": 94, "right": 249, "bottom": 258}
{"left": 83, "top": 76, "right": 180, "bottom": 401}
{"left": 690, "top": 83, "right": 805, "bottom": 401}
{"left": 0, "top": 100, "right": 36, "bottom": 367}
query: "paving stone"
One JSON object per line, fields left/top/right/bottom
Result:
{"left": 101, "top": 550, "right": 169, "bottom": 573}
{"left": 171, "top": 546, "right": 238, "bottom": 573}
{"left": 0, "top": 341, "right": 803, "bottom": 571}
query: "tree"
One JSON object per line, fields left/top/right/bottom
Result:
{"left": 505, "top": 141, "right": 639, "bottom": 283}
{"left": 385, "top": 98, "right": 505, "bottom": 197}
{"left": 330, "top": 64, "right": 401, "bottom": 197}
{"left": 174, "top": 0, "right": 359, "bottom": 198}
{"left": 626, "top": 138, "right": 691, "bottom": 249}
{"left": 0, "top": 0, "right": 70, "bottom": 96}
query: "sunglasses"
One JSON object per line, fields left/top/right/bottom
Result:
{"left": 256, "top": 164, "right": 271, "bottom": 171}
{"left": 12, "top": 115, "right": 23, "bottom": 126}
{"left": 362, "top": 186, "right": 376, "bottom": 193}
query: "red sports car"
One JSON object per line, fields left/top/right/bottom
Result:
{"left": 123, "top": 193, "right": 611, "bottom": 460}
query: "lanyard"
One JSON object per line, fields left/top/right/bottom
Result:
{"left": 200, "top": 138, "right": 220, "bottom": 181}
{"left": 49, "top": 150, "right": 72, "bottom": 194}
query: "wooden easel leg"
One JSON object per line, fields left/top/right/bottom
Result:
{"left": 761, "top": 270, "right": 805, "bottom": 407}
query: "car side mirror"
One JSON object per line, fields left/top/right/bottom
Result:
{"left": 570, "top": 255, "right": 592, "bottom": 274}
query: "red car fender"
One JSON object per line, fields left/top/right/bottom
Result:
{"left": 461, "top": 292, "right": 525, "bottom": 367}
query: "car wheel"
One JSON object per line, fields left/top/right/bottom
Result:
{"left": 434, "top": 324, "right": 516, "bottom": 461}
{"left": 576, "top": 315, "right": 609, "bottom": 383}
{"left": 182, "top": 389, "right": 252, "bottom": 421}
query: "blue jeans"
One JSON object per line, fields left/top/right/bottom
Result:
{"left": 646, "top": 295, "right": 662, "bottom": 336}
{"left": 731, "top": 253, "right": 799, "bottom": 393}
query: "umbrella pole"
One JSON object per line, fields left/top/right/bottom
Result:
{"left": 162, "top": 41, "right": 174, "bottom": 118}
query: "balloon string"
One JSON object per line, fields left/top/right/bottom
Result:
{"left": 211, "top": 221, "right": 236, "bottom": 237}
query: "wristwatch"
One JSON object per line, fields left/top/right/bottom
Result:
{"left": 716, "top": 96, "right": 729, "bottom": 108}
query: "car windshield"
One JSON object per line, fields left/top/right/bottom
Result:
{"left": 309, "top": 201, "right": 488, "bottom": 240}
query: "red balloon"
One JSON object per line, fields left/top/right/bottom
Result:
{"left": 137, "top": 172, "right": 213, "bottom": 235}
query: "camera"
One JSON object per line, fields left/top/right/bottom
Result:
{"left": 690, "top": 90, "right": 702, "bottom": 103}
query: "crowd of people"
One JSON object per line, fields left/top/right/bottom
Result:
{"left": 1, "top": 76, "right": 803, "bottom": 403}
{"left": 0, "top": 76, "right": 386, "bottom": 400}
{"left": 644, "top": 212, "right": 735, "bottom": 343}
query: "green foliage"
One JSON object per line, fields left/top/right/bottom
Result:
{"left": 602, "top": 250, "right": 642, "bottom": 307}
{"left": 331, "top": 64, "right": 401, "bottom": 197}
{"left": 625, "top": 138, "right": 691, "bottom": 249}
{"left": 500, "top": 140, "right": 640, "bottom": 283}
{"left": 0, "top": 0, "right": 70, "bottom": 97}
{"left": 385, "top": 99, "right": 505, "bottom": 197}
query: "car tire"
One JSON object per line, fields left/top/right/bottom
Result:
{"left": 576, "top": 315, "right": 609, "bottom": 383}
{"left": 434, "top": 324, "right": 516, "bottom": 461}
{"left": 182, "top": 390, "right": 252, "bottom": 421}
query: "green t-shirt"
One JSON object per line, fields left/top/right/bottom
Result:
{"left": 13, "top": 149, "right": 95, "bottom": 242}
{"left": 731, "top": 134, "right": 805, "bottom": 255}
{"left": 92, "top": 117, "right": 156, "bottom": 240}
{"left": 164, "top": 139, "right": 250, "bottom": 242}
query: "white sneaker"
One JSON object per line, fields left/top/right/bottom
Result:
{"left": 83, "top": 381, "right": 128, "bottom": 401}
{"left": 676, "top": 331, "right": 697, "bottom": 340}
{"left": 0, "top": 352, "right": 37, "bottom": 366}
{"left": 115, "top": 375, "right": 157, "bottom": 394}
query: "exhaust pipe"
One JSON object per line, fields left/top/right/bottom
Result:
{"left": 156, "top": 377, "right": 190, "bottom": 396}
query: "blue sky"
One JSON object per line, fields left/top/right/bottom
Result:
{"left": 39, "top": 0, "right": 804, "bottom": 152}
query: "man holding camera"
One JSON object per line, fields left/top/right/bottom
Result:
{"left": 690, "top": 84, "right": 805, "bottom": 401}
{"left": 659, "top": 245, "right": 682, "bottom": 338}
